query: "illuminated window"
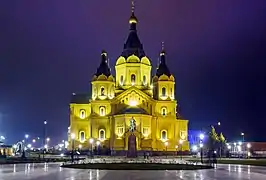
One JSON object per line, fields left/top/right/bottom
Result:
{"left": 143, "top": 127, "right": 148, "bottom": 136}
{"left": 120, "top": 75, "right": 124, "bottom": 85}
{"left": 161, "top": 130, "right": 167, "bottom": 140}
{"left": 118, "top": 127, "right": 124, "bottom": 135}
{"left": 99, "top": 129, "right": 105, "bottom": 140}
{"left": 80, "top": 109, "right": 86, "bottom": 119}
{"left": 99, "top": 106, "right": 106, "bottom": 116}
{"left": 161, "top": 107, "right": 167, "bottom": 116}
{"left": 131, "top": 74, "right": 136, "bottom": 85}
{"left": 143, "top": 75, "right": 147, "bottom": 85}
{"left": 162, "top": 87, "right": 166, "bottom": 97}
{"left": 100, "top": 87, "right": 105, "bottom": 96}
{"left": 79, "top": 131, "right": 85, "bottom": 142}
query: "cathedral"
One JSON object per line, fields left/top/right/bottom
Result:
{"left": 68, "top": 3, "right": 189, "bottom": 153}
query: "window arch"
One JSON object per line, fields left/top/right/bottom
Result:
{"left": 99, "top": 129, "right": 105, "bottom": 140}
{"left": 161, "top": 107, "right": 167, "bottom": 116}
{"left": 100, "top": 87, "right": 105, "bottom": 96}
{"left": 143, "top": 75, "right": 147, "bottom": 85}
{"left": 131, "top": 74, "right": 136, "bottom": 85}
{"left": 80, "top": 109, "right": 86, "bottom": 119}
{"left": 161, "top": 130, "right": 167, "bottom": 140}
{"left": 99, "top": 106, "right": 106, "bottom": 116}
{"left": 79, "top": 131, "right": 85, "bottom": 142}
{"left": 162, "top": 87, "right": 166, "bottom": 97}
{"left": 120, "top": 75, "right": 124, "bottom": 85}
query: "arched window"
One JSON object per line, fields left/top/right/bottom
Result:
{"left": 80, "top": 109, "right": 86, "bottom": 119}
{"left": 99, "top": 106, "right": 106, "bottom": 116}
{"left": 161, "top": 107, "right": 167, "bottom": 116}
{"left": 143, "top": 75, "right": 147, "bottom": 85}
{"left": 79, "top": 131, "right": 85, "bottom": 142}
{"left": 99, "top": 129, "right": 105, "bottom": 140}
{"left": 100, "top": 87, "right": 105, "bottom": 96}
{"left": 120, "top": 75, "right": 124, "bottom": 85}
{"left": 161, "top": 130, "right": 167, "bottom": 140}
{"left": 162, "top": 87, "right": 166, "bottom": 97}
{"left": 131, "top": 74, "right": 136, "bottom": 85}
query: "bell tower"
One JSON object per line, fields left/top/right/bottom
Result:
{"left": 115, "top": 0, "right": 152, "bottom": 94}
{"left": 153, "top": 43, "right": 175, "bottom": 101}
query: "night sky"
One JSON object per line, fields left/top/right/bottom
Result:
{"left": 1, "top": 0, "right": 266, "bottom": 144}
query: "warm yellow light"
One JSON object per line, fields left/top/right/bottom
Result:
{"left": 164, "top": 142, "right": 168, "bottom": 146}
{"left": 129, "top": 100, "right": 137, "bottom": 106}
{"left": 179, "top": 139, "right": 184, "bottom": 145}
{"left": 71, "top": 133, "right": 75, "bottom": 140}
{"left": 78, "top": 144, "right": 82, "bottom": 149}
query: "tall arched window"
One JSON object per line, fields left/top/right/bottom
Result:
{"left": 161, "top": 107, "right": 167, "bottom": 116}
{"left": 120, "top": 75, "right": 124, "bottom": 85}
{"left": 99, "top": 129, "right": 105, "bottom": 140}
{"left": 162, "top": 87, "right": 166, "bottom": 97}
{"left": 143, "top": 75, "right": 147, "bottom": 85}
{"left": 131, "top": 74, "right": 136, "bottom": 85}
{"left": 100, "top": 87, "right": 105, "bottom": 96}
{"left": 79, "top": 131, "right": 85, "bottom": 142}
{"left": 80, "top": 109, "right": 86, "bottom": 119}
{"left": 99, "top": 106, "right": 106, "bottom": 116}
{"left": 161, "top": 130, "right": 167, "bottom": 140}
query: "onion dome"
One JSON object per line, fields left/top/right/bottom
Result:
{"left": 156, "top": 42, "right": 171, "bottom": 77}
{"left": 121, "top": 0, "right": 145, "bottom": 59}
{"left": 95, "top": 50, "right": 112, "bottom": 77}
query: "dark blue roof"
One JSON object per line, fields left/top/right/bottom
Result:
{"left": 117, "top": 107, "right": 148, "bottom": 115}
{"left": 156, "top": 52, "right": 171, "bottom": 77}
{"left": 121, "top": 13, "right": 146, "bottom": 59}
{"left": 95, "top": 50, "right": 112, "bottom": 77}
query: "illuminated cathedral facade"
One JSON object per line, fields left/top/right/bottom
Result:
{"left": 68, "top": 4, "right": 189, "bottom": 153}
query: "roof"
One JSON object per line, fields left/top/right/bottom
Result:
{"left": 116, "top": 107, "right": 148, "bottom": 115}
{"left": 95, "top": 51, "right": 112, "bottom": 77}
{"left": 0, "top": 145, "right": 12, "bottom": 148}
{"left": 121, "top": 12, "right": 146, "bottom": 59}
{"left": 156, "top": 52, "right": 171, "bottom": 77}
{"left": 70, "top": 93, "right": 90, "bottom": 104}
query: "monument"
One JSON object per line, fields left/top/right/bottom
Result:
{"left": 127, "top": 117, "right": 137, "bottom": 158}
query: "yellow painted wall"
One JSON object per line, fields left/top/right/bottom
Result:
{"left": 68, "top": 54, "right": 189, "bottom": 152}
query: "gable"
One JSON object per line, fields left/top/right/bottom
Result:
{"left": 112, "top": 87, "right": 154, "bottom": 115}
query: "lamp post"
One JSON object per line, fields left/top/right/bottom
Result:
{"left": 96, "top": 141, "right": 100, "bottom": 155}
{"left": 89, "top": 138, "right": 94, "bottom": 157}
{"left": 175, "top": 145, "right": 178, "bottom": 156}
{"left": 199, "top": 133, "right": 204, "bottom": 164}
{"left": 71, "top": 133, "right": 75, "bottom": 163}
{"left": 179, "top": 139, "right": 183, "bottom": 160}
{"left": 43, "top": 120, "right": 47, "bottom": 160}
{"left": 164, "top": 142, "right": 168, "bottom": 158}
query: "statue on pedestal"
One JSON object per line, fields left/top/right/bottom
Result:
{"left": 127, "top": 117, "right": 137, "bottom": 158}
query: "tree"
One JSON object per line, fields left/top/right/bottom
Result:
{"left": 219, "top": 132, "right": 226, "bottom": 157}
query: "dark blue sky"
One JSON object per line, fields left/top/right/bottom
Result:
{"left": 1, "top": 0, "right": 266, "bottom": 144}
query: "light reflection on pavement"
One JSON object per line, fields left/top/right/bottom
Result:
{"left": 0, "top": 163, "right": 266, "bottom": 179}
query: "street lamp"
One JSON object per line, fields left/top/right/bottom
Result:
{"left": 0, "top": 136, "right": 5, "bottom": 141}
{"left": 217, "top": 122, "right": 221, "bottom": 126}
{"left": 175, "top": 145, "right": 178, "bottom": 156}
{"left": 43, "top": 120, "right": 47, "bottom": 160}
{"left": 199, "top": 134, "right": 204, "bottom": 163}
{"left": 89, "top": 138, "right": 94, "bottom": 157}
{"left": 164, "top": 141, "right": 168, "bottom": 158}
{"left": 179, "top": 139, "right": 184, "bottom": 160}
{"left": 71, "top": 133, "right": 75, "bottom": 163}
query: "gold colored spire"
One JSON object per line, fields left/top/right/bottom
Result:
{"left": 160, "top": 41, "right": 166, "bottom": 55}
{"left": 129, "top": 0, "right": 138, "bottom": 24}
{"left": 131, "top": 0, "right": 135, "bottom": 13}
